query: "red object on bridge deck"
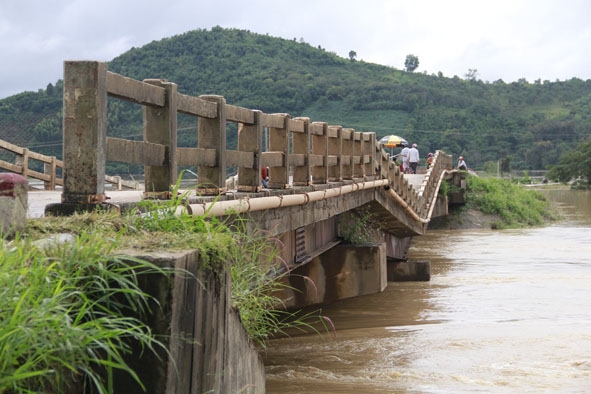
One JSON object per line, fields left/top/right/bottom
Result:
{"left": 0, "top": 173, "right": 28, "bottom": 197}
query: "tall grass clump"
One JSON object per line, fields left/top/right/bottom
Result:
{"left": 0, "top": 232, "right": 169, "bottom": 394}
{"left": 466, "top": 175, "right": 557, "bottom": 228}
{"left": 14, "top": 172, "right": 334, "bottom": 389}
{"left": 228, "top": 220, "right": 335, "bottom": 347}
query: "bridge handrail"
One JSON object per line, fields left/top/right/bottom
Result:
{"left": 60, "top": 60, "right": 450, "bottom": 220}
{"left": 416, "top": 150, "right": 453, "bottom": 220}
{"left": 0, "top": 138, "right": 63, "bottom": 189}
{"left": 0, "top": 138, "right": 141, "bottom": 191}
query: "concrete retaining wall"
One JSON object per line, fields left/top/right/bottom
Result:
{"left": 114, "top": 250, "right": 266, "bottom": 394}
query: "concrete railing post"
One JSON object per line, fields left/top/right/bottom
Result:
{"left": 197, "top": 95, "right": 227, "bottom": 195}
{"left": 237, "top": 110, "right": 262, "bottom": 192}
{"left": 353, "top": 132, "right": 363, "bottom": 179}
{"left": 61, "top": 61, "right": 108, "bottom": 205}
{"left": 328, "top": 125, "right": 342, "bottom": 182}
{"left": 341, "top": 128, "right": 354, "bottom": 180}
{"left": 44, "top": 156, "right": 57, "bottom": 190}
{"left": 143, "top": 79, "right": 178, "bottom": 196}
{"left": 311, "top": 122, "right": 328, "bottom": 184}
{"left": 292, "top": 117, "right": 310, "bottom": 186}
{"left": 364, "top": 132, "right": 375, "bottom": 179}
{"left": 15, "top": 148, "right": 29, "bottom": 180}
{"left": 268, "top": 114, "right": 290, "bottom": 189}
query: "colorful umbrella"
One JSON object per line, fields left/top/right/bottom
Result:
{"left": 379, "top": 135, "right": 408, "bottom": 148}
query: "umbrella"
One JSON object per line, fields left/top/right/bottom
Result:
{"left": 379, "top": 135, "right": 408, "bottom": 148}
{"left": 379, "top": 135, "right": 408, "bottom": 158}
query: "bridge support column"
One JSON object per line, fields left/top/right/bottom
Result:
{"left": 282, "top": 243, "right": 387, "bottom": 309}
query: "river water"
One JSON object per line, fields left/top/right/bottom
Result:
{"left": 263, "top": 188, "right": 591, "bottom": 393}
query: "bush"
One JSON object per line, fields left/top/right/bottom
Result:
{"left": 466, "top": 175, "right": 556, "bottom": 228}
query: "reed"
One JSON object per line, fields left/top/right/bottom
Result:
{"left": 0, "top": 233, "right": 169, "bottom": 394}
{"left": 228, "top": 219, "right": 335, "bottom": 347}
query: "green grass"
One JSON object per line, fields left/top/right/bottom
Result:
{"left": 227, "top": 219, "right": 335, "bottom": 348}
{"left": 3, "top": 177, "right": 333, "bottom": 391}
{"left": 0, "top": 232, "right": 169, "bottom": 394}
{"left": 466, "top": 175, "right": 558, "bottom": 228}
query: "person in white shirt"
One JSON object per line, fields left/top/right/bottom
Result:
{"left": 457, "top": 156, "right": 467, "bottom": 170}
{"left": 408, "top": 143, "right": 420, "bottom": 174}
{"left": 400, "top": 143, "right": 410, "bottom": 174}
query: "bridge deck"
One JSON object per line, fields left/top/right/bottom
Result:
{"left": 27, "top": 173, "right": 428, "bottom": 219}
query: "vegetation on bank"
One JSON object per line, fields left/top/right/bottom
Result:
{"left": 464, "top": 175, "right": 558, "bottom": 228}
{"left": 1, "top": 193, "right": 328, "bottom": 393}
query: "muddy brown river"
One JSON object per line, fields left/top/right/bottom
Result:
{"left": 263, "top": 188, "right": 591, "bottom": 393}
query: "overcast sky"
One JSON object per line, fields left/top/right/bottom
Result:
{"left": 1, "top": 0, "right": 590, "bottom": 99}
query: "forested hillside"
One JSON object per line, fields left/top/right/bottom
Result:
{"left": 1, "top": 26, "right": 590, "bottom": 174}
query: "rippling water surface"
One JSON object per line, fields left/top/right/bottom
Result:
{"left": 263, "top": 189, "right": 591, "bottom": 393}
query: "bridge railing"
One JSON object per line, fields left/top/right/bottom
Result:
{"left": 416, "top": 150, "right": 453, "bottom": 219}
{"left": 60, "top": 60, "right": 447, "bottom": 219}
{"left": 0, "top": 138, "right": 63, "bottom": 190}
{"left": 0, "top": 138, "right": 140, "bottom": 191}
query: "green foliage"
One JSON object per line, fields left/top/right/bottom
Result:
{"left": 466, "top": 175, "right": 557, "bottom": 228}
{"left": 1, "top": 27, "right": 591, "bottom": 174}
{"left": 228, "top": 220, "right": 334, "bottom": 347}
{"left": 547, "top": 140, "right": 591, "bottom": 188}
{"left": 338, "top": 209, "right": 381, "bottom": 245}
{"left": 404, "top": 54, "right": 419, "bottom": 72}
{"left": 25, "top": 174, "right": 332, "bottom": 357}
{"left": 438, "top": 178, "right": 450, "bottom": 197}
{"left": 0, "top": 233, "right": 169, "bottom": 394}
{"left": 33, "top": 111, "right": 62, "bottom": 142}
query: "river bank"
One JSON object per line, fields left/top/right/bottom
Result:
{"left": 431, "top": 177, "right": 560, "bottom": 230}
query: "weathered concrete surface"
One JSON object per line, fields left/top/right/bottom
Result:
{"left": 0, "top": 173, "right": 28, "bottom": 236}
{"left": 28, "top": 189, "right": 144, "bottom": 218}
{"left": 111, "top": 250, "right": 266, "bottom": 394}
{"left": 387, "top": 260, "right": 431, "bottom": 282}
{"left": 280, "top": 243, "right": 388, "bottom": 309}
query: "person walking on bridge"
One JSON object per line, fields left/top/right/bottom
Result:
{"left": 400, "top": 143, "right": 410, "bottom": 174}
{"left": 408, "top": 143, "right": 420, "bottom": 174}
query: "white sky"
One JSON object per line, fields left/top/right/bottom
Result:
{"left": 1, "top": 0, "right": 590, "bottom": 99}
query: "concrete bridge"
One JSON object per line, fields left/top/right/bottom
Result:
{"left": 40, "top": 60, "right": 458, "bottom": 308}
{"left": 1, "top": 60, "right": 468, "bottom": 393}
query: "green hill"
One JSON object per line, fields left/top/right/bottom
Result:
{"left": 1, "top": 26, "right": 590, "bottom": 175}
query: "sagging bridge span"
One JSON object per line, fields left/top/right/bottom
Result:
{"left": 0, "top": 60, "right": 472, "bottom": 393}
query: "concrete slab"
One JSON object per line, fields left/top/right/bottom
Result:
{"left": 28, "top": 190, "right": 145, "bottom": 218}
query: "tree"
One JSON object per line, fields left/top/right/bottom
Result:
{"left": 500, "top": 157, "right": 511, "bottom": 178}
{"left": 464, "top": 69, "right": 478, "bottom": 81}
{"left": 404, "top": 54, "right": 419, "bottom": 72}
{"left": 547, "top": 141, "right": 591, "bottom": 187}
{"left": 348, "top": 50, "right": 357, "bottom": 61}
